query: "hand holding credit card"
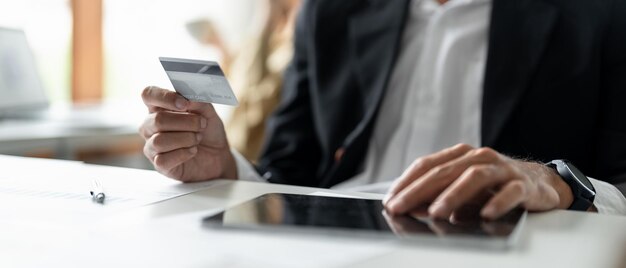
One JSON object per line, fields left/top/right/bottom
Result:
{"left": 160, "top": 57, "right": 239, "bottom": 106}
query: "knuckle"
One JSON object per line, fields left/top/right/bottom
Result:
{"left": 154, "top": 153, "right": 178, "bottom": 171}
{"left": 150, "top": 133, "right": 167, "bottom": 150}
{"left": 472, "top": 147, "right": 499, "bottom": 161}
{"left": 466, "top": 165, "right": 489, "bottom": 179}
{"left": 431, "top": 165, "right": 451, "bottom": 177}
{"left": 141, "top": 86, "right": 153, "bottom": 100}
{"left": 454, "top": 143, "right": 473, "bottom": 152}
{"left": 142, "top": 143, "right": 153, "bottom": 159}
{"left": 145, "top": 152, "right": 159, "bottom": 168}
{"left": 142, "top": 115, "right": 159, "bottom": 137}
{"left": 510, "top": 181, "right": 528, "bottom": 196}
{"left": 153, "top": 154, "right": 167, "bottom": 168}
{"left": 412, "top": 157, "right": 431, "bottom": 170}
{"left": 153, "top": 112, "right": 167, "bottom": 129}
{"left": 138, "top": 125, "right": 148, "bottom": 139}
{"left": 139, "top": 117, "right": 156, "bottom": 137}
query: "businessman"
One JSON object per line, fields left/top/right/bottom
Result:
{"left": 139, "top": 0, "right": 626, "bottom": 219}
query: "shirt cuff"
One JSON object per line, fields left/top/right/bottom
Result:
{"left": 230, "top": 148, "right": 266, "bottom": 183}
{"left": 589, "top": 177, "right": 626, "bottom": 215}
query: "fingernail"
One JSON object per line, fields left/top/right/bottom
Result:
{"left": 200, "top": 118, "right": 207, "bottom": 129}
{"left": 175, "top": 98, "right": 187, "bottom": 110}
{"left": 383, "top": 195, "right": 391, "bottom": 205}
{"left": 382, "top": 194, "right": 392, "bottom": 205}
{"left": 196, "top": 133, "right": 202, "bottom": 142}
{"left": 428, "top": 202, "right": 448, "bottom": 217}
{"left": 387, "top": 199, "right": 402, "bottom": 213}
{"left": 189, "top": 147, "right": 198, "bottom": 154}
{"left": 481, "top": 206, "right": 496, "bottom": 218}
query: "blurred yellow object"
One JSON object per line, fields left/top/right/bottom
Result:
{"left": 185, "top": 0, "right": 300, "bottom": 163}
{"left": 225, "top": 0, "right": 300, "bottom": 163}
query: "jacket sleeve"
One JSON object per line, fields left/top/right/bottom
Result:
{"left": 255, "top": 1, "right": 324, "bottom": 187}
{"left": 596, "top": 0, "right": 626, "bottom": 190}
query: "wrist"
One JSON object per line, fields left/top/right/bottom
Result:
{"left": 221, "top": 149, "right": 238, "bottom": 180}
{"left": 542, "top": 164, "right": 574, "bottom": 209}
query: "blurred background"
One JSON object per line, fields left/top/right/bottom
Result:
{"left": 0, "top": 0, "right": 300, "bottom": 169}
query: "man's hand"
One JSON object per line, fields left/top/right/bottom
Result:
{"left": 138, "top": 86, "right": 237, "bottom": 182}
{"left": 383, "top": 144, "right": 574, "bottom": 220}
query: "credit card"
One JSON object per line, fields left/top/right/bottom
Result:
{"left": 159, "top": 57, "right": 238, "bottom": 106}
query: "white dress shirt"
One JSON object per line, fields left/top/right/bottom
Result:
{"left": 233, "top": 0, "right": 626, "bottom": 214}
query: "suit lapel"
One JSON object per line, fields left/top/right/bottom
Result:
{"left": 343, "top": 0, "right": 410, "bottom": 145}
{"left": 482, "top": 0, "right": 559, "bottom": 146}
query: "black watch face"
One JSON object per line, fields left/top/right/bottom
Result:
{"left": 564, "top": 162, "right": 594, "bottom": 191}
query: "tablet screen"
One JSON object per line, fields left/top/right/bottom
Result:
{"left": 202, "top": 193, "right": 526, "bottom": 248}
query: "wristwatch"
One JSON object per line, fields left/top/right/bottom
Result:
{"left": 546, "top": 160, "right": 596, "bottom": 211}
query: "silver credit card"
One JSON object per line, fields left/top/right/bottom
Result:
{"left": 159, "top": 57, "right": 238, "bottom": 106}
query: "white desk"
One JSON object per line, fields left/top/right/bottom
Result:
{"left": 2, "top": 157, "right": 626, "bottom": 268}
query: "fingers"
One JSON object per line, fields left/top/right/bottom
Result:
{"left": 141, "top": 86, "right": 189, "bottom": 113}
{"left": 481, "top": 181, "right": 528, "bottom": 220}
{"left": 140, "top": 111, "right": 207, "bottom": 139}
{"left": 384, "top": 145, "right": 561, "bottom": 220}
{"left": 384, "top": 144, "right": 474, "bottom": 204}
{"left": 386, "top": 147, "right": 503, "bottom": 215}
{"left": 144, "top": 132, "right": 202, "bottom": 160}
{"left": 138, "top": 85, "right": 230, "bottom": 182}
{"left": 140, "top": 86, "right": 219, "bottom": 119}
{"left": 185, "top": 100, "right": 220, "bottom": 121}
{"left": 428, "top": 164, "right": 507, "bottom": 219}
{"left": 153, "top": 147, "right": 198, "bottom": 174}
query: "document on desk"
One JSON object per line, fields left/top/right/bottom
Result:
{"left": 77, "top": 163, "right": 224, "bottom": 207}
{"left": 0, "top": 155, "right": 220, "bottom": 227}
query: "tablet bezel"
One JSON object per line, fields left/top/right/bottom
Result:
{"left": 202, "top": 193, "right": 527, "bottom": 250}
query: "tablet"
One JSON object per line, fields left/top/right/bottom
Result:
{"left": 202, "top": 193, "right": 527, "bottom": 249}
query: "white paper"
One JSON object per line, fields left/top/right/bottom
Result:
{"left": 0, "top": 155, "right": 220, "bottom": 227}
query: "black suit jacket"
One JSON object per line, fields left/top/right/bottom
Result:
{"left": 256, "top": 0, "right": 626, "bottom": 189}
